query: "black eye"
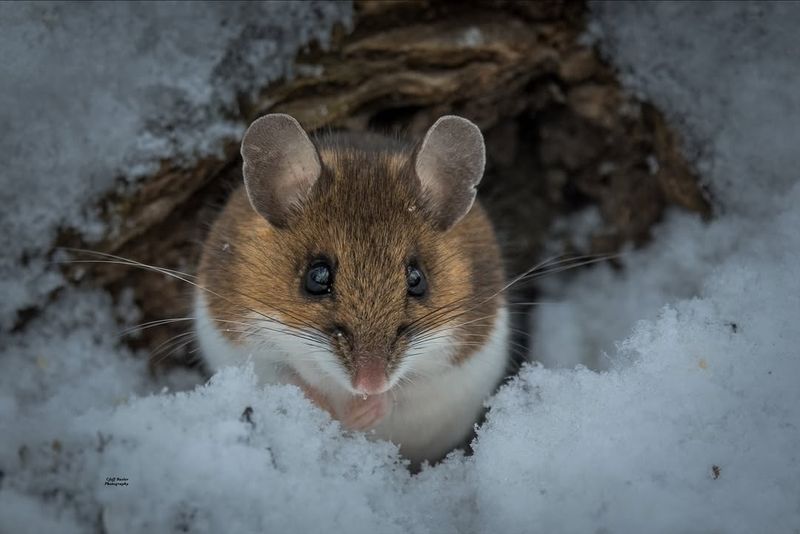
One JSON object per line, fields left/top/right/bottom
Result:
{"left": 406, "top": 264, "right": 427, "bottom": 297}
{"left": 304, "top": 261, "right": 333, "bottom": 296}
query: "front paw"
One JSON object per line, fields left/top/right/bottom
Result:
{"left": 339, "top": 393, "right": 391, "bottom": 431}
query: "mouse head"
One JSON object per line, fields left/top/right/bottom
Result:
{"left": 214, "top": 113, "right": 499, "bottom": 396}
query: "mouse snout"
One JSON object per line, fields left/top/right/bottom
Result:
{"left": 352, "top": 357, "right": 388, "bottom": 395}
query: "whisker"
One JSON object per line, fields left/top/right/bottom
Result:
{"left": 405, "top": 252, "right": 621, "bottom": 341}
{"left": 58, "top": 248, "right": 332, "bottom": 344}
{"left": 150, "top": 331, "right": 199, "bottom": 364}
{"left": 121, "top": 317, "right": 258, "bottom": 337}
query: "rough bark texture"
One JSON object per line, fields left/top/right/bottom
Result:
{"left": 59, "top": 0, "right": 709, "bottom": 372}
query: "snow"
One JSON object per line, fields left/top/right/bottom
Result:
{"left": 2, "top": 2, "right": 800, "bottom": 533}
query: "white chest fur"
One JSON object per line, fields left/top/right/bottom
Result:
{"left": 194, "top": 293, "right": 510, "bottom": 463}
{"left": 372, "top": 306, "right": 510, "bottom": 463}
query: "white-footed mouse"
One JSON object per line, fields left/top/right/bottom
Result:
{"left": 194, "top": 113, "right": 509, "bottom": 464}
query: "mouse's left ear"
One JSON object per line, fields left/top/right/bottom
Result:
{"left": 240, "top": 113, "right": 321, "bottom": 228}
{"left": 414, "top": 115, "right": 485, "bottom": 231}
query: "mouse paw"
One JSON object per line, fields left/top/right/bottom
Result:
{"left": 340, "top": 393, "right": 391, "bottom": 432}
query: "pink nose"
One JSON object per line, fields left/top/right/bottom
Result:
{"left": 352, "top": 359, "right": 387, "bottom": 395}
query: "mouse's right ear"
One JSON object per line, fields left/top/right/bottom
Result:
{"left": 240, "top": 113, "right": 321, "bottom": 228}
{"left": 414, "top": 115, "right": 485, "bottom": 232}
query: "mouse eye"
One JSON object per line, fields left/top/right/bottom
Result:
{"left": 304, "top": 261, "right": 333, "bottom": 296}
{"left": 406, "top": 264, "right": 427, "bottom": 297}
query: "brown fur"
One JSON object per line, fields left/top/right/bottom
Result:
{"left": 197, "top": 130, "right": 505, "bottom": 380}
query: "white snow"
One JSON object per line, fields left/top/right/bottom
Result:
{"left": 2, "top": 2, "right": 800, "bottom": 533}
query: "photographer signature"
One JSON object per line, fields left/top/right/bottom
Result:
{"left": 104, "top": 476, "right": 129, "bottom": 487}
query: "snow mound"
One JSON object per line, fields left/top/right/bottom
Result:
{"left": 499, "top": 183, "right": 800, "bottom": 532}
{"left": 3, "top": 366, "right": 419, "bottom": 534}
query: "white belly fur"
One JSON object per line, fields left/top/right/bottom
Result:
{"left": 194, "top": 293, "right": 510, "bottom": 463}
